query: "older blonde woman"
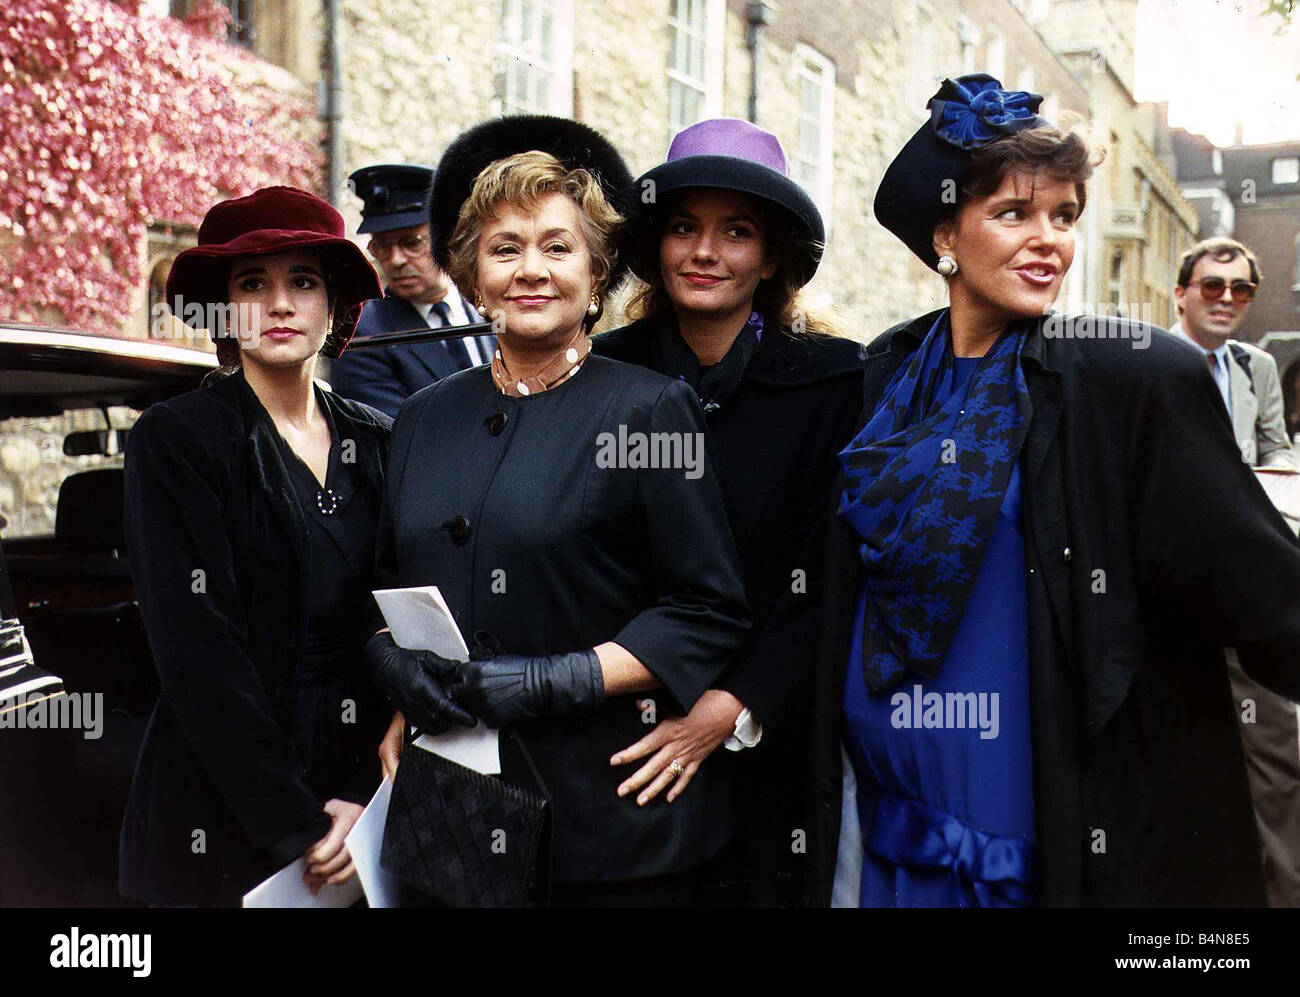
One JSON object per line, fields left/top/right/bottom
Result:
{"left": 366, "top": 117, "right": 750, "bottom": 905}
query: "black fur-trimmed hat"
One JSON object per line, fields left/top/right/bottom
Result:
{"left": 430, "top": 115, "right": 634, "bottom": 290}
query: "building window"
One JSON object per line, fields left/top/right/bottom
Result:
{"left": 169, "top": 0, "right": 255, "bottom": 49}
{"left": 666, "top": 0, "right": 724, "bottom": 141}
{"left": 1041, "top": 93, "right": 1061, "bottom": 127}
{"left": 1273, "top": 156, "right": 1300, "bottom": 185}
{"left": 985, "top": 33, "right": 1006, "bottom": 83}
{"left": 792, "top": 45, "right": 835, "bottom": 238}
{"left": 1292, "top": 230, "right": 1300, "bottom": 292}
{"left": 1016, "top": 67, "right": 1036, "bottom": 96}
{"left": 493, "top": 0, "right": 575, "bottom": 116}
{"left": 1212, "top": 149, "right": 1223, "bottom": 175}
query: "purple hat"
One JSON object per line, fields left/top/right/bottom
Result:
{"left": 631, "top": 118, "right": 825, "bottom": 284}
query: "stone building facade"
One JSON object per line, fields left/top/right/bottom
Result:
{"left": 1037, "top": 0, "right": 1198, "bottom": 328}
{"left": 132, "top": 0, "right": 1197, "bottom": 339}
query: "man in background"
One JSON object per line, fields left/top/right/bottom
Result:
{"left": 328, "top": 164, "right": 493, "bottom": 418}
{"left": 1173, "top": 236, "right": 1300, "bottom": 907}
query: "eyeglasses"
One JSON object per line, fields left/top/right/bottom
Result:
{"left": 1187, "top": 277, "right": 1257, "bottom": 303}
{"left": 367, "top": 234, "right": 429, "bottom": 261}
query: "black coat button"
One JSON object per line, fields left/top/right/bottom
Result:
{"left": 446, "top": 515, "right": 471, "bottom": 544}
{"left": 486, "top": 410, "right": 508, "bottom": 436}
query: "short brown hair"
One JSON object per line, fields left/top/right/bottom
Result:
{"left": 444, "top": 150, "right": 624, "bottom": 306}
{"left": 945, "top": 124, "right": 1095, "bottom": 225}
{"left": 1176, "top": 237, "right": 1261, "bottom": 288}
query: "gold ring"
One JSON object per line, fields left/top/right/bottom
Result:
{"left": 668, "top": 759, "right": 684, "bottom": 777}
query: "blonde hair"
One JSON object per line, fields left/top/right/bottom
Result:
{"left": 445, "top": 150, "right": 624, "bottom": 303}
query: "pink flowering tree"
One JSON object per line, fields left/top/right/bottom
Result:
{"left": 0, "top": 0, "right": 324, "bottom": 335}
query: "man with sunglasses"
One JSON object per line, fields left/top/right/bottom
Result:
{"left": 1172, "top": 237, "right": 1295, "bottom": 469}
{"left": 1172, "top": 237, "right": 1300, "bottom": 908}
{"left": 328, "top": 164, "right": 493, "bottom": 418}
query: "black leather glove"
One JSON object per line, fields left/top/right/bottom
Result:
{"left": 364, "top": 631, "right": 477, "bottom": 735}
{"left": 449, "top": 648, "right": 604, "bottom": 727}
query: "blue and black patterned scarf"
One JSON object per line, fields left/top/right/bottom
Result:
{"left": 838, "top": 311, "right": 1032, "bottom": 694}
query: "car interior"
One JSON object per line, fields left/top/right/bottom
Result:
{"left": 0, "top": 329, "right": 212, "bottom": 906}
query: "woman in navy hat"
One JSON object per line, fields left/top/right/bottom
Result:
{"left": 801, "top": 75, "right": 1300, "bottom": 908}
{"left": 120, "top": 186, "right": 404, "bottom": 905}
{"left": 591, "top": 118, "right": 864, "bottom": 906}
{"left": 368, "top": 116, "right": 750, "bottom": 904}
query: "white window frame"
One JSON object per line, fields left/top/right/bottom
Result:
{"left": 792, "top": 44, "right": 836, "bottom": 238}
{"left": 985, "top": 34, "right": 1006, "bottom": 84}
{"left": 1272, "top": 156, "right": 1300, "bottom": 185}
{"left": 492, "top": 0, "right": 575, "bottom": 117}
{"left": 666, "top": 0, "right": 725, "bottom": 143}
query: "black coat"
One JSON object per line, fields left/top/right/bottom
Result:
{"left": 592, "top": 317, "right": 864, "bottom": 898}
{"left": 375, "top": 357, "right": 751, "bottom": 884}
{"left": 329, "top": 291, "right": 494, "bottom": 418}
{"left": 120, "top": 372, "right": 392, "bottom": 906}
{"left": 803, "top": 310, "right": 1300, "bottom": 907}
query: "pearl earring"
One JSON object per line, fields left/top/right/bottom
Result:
{"left": 587, "top": 294, "right": 599, "bottom": 316}
{"left": 937, "top": 255, "right": 958, "bottom": 277}
{"left": 475, "top": 292, "right": 484, "bottom": 312}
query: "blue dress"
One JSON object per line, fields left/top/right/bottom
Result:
{"left": 842, "top": 356, "right": 1035, "bottom": 907}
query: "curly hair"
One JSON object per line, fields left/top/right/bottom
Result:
{"left": 444, "top": 150, "right": 624, "bottom": 308}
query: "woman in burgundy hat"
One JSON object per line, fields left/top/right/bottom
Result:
{"left": 592, "top": 118, "right": 865, "bottom": 906}
{"left": 119, "top": 186, "right": 414, "bottom": 906}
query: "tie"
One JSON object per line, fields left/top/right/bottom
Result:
{"left": 1207, "top": 352, "right": 1218, "bottom": 372}
{"left": 431, "top": 300, "right": 472, "bottom": 370}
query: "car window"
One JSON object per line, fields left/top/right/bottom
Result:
{"left": 0, "top": 406, "right": 140, "bottom": 539}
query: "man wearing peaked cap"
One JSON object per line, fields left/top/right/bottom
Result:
{"left": 328, "top": 164, "right": 494, "bottom": 418}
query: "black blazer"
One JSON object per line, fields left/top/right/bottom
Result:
{"left": 593, "top": 317, "right": 864, "bottom": 902}
{"left": 329, "top": 290, "right": 494, "bottom": 418}
{"left": 593, "top": 317, "right": 864, "bottom": 730}
{"left": 119, "top": 371, "right": 392, "bottom": 906}
{"left": 376, "top": 358, "right": 751, "bottom": 884}
{"left": 803, "top": 310, "right": 1300, "bottom": 907}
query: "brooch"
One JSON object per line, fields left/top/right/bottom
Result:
{"left": 316, "top": 488, "right": 340, "bottom": 516}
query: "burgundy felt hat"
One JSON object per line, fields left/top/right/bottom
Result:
{"left": 166, "top": 186, "right": 382, "bottom": 359}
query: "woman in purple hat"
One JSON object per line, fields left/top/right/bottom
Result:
{"left": 800, "top": 75, "right": 1300, "bottom": 908}
{"left": 119, "top": 186, "right": 417, "bottom": 906}
{"left": 592, "top": 117, "right": 865, "bottom": 906}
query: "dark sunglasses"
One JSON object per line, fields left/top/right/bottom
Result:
{"left": 1188, "top": 277, "right": 1257, "bottom": 303}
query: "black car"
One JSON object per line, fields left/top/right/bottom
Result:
{"left": 0, "top": 324, "right": 215, "bottom": 906}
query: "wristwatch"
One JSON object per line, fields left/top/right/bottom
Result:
{"left": 723, "top": 707, "right": 763, "bottom": 752}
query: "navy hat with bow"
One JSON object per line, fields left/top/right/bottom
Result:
{"left": 874, "top": 74, "right": 1048, "bottom": 271}
{"left": 349, "top": 164, "right": 434, "bottom": 234}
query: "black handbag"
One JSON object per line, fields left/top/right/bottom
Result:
{"left": 380, "top": 726, "right": 553, "bottom": 908}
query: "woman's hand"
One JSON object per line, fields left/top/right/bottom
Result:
{"left": 610, "top": 689, "right": 745, "bottom": 805}
{"left": 379, "top": 710, "right": 405, "bottom": 781}
{"left": 303, "top": 798, "right": 365, "bottom": 895}
{"left": 364, "top": 631, "right": 477, "bottom": 734}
